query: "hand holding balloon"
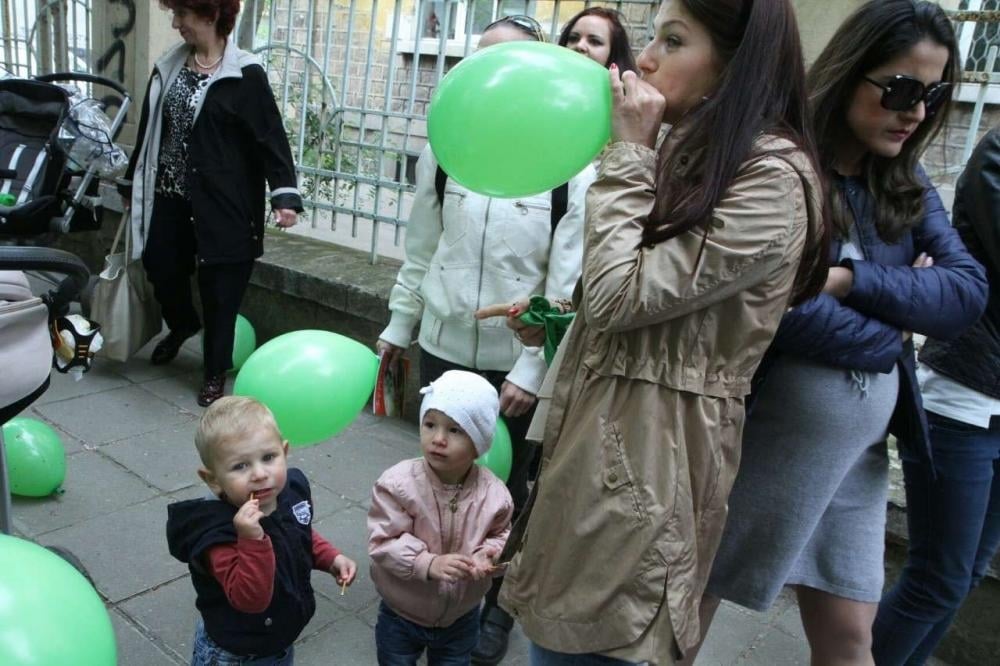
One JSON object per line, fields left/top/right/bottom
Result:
{"left": 609, "top": 64, "right": 666, "bottom": 148}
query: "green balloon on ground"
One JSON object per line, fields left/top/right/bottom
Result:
{"left": 477, "top": 417, "right": 512, "bottom": 482}
{"left": 428, "top": 41, "right": 611, "bottom": 198}
{"left": 233, "top": 330, "right": 379, "bottom": 447}
{"left": 0, "top": 534, "right": 116, "bottom": 665}
{"left": 2, "top": 417, "right": 66, "bottom": 497}
{"left": 231, "top": 314, "right": 257, "bottom": 371}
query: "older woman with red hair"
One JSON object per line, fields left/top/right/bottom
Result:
{"left": 124, "top": 0, "right": 302, "bottom": 407}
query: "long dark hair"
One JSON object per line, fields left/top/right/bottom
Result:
{"left": 557, "top": 7, "right": 637, "bottom": 73}
{"left": 647, "top": 0, "right": 828, "bottom": 304}
{"left": 808, "top": 0, "right": 959, "bottom": 242}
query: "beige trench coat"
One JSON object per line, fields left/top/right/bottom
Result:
{"left": 498, "top": 136, "right": 823, "bottom": 663}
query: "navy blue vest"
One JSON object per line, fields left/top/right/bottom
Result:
{"left": 166, "top": 468, "right": 316, "bottom": 656}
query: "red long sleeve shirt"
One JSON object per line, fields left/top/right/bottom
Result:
{"left": 206, "top": 530, "right": 341, "bottom": 614}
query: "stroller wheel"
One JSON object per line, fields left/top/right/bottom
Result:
{"left": 45, "top": 545, "right": 95, "bottom": 586}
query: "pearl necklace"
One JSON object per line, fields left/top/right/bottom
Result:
{"left": 192, "top": 48, "right": 223, "bottom": 71}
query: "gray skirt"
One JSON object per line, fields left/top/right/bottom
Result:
{"left": 706, "top": 354, "right": 899, "bottom": 611}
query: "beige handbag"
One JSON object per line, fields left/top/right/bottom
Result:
{"left": 90, "top": 210, "right": 161, "bottom": 362}
{"left": 0, "top": 270, "right": 52, "bottom": 410}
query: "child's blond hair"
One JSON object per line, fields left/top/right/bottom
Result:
{"left": 195, "top": 396, "right": 282, "bottom": 466}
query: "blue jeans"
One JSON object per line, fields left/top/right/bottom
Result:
{"left": 191, "top": 620, "right": 295, "bottom": 666}
{"left": 529, "top": 643, "right": 638, "bottom": 665}
{"left": 872, "top": 412, "right": 1000, "bottom": 665}
{"left": 375, "top": 601, "right": 479, "bottom": 665}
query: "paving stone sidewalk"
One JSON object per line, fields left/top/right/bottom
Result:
{"left": 9, "top": 337, "right": 828, "bottom": 665}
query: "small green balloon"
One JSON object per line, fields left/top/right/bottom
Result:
{"left": 477, "top": 417, "right": 512, "bottom": 483}
{"left": 0, "top": 534, "right": 116, "bottom": 665}
{"left": 428, "top": 41, "right": 611, "bottom": 197}
{"left": 231, "top": 314, "right": 257, "bottom": 371}
{"left": 233, "top": 330, "right": 379, "bottom": 447}
{"left": 2, "top": 417, "right": 66, "bottom": 497}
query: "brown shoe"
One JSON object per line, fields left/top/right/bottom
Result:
{"left": 197, "top": 374, "right": 225, "bottom": 407}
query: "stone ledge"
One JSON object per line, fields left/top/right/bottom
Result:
{"left": 253, "top": 229, "right": 401, "bottom": 327}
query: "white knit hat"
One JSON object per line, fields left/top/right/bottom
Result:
{"left": 419, "top": 370, "right": 499, "bottom": 456}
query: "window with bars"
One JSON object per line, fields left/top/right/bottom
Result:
{"left": 953, "top": 2, "right": 1000, "bottom": 102}
{"left": 405, "top": 0, "right": 542, "bottom": 56}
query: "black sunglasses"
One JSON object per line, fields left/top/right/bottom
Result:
{"left": 863, "top": 74, "right": 951, "bottom": 116}
{"left": 483, "top": 14, "right": 546, "bottom": 42}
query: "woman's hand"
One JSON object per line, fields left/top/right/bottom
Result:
{"left": 273, "top": 208, "right": 298, "bottom": 228}
{"left": 822, "top": 266, "right": 854, "bottom": 300}
{"left": 609, "top": 64, "right": 666, "bottom": 148}
{"left": 376, "top": 339, "right": 404, "bottom": 365}
{"left": 474, "top": 300, "right": 545, "bottom": 347}
{"left": 500, "top": 381, "right": 536, "bottom": 418}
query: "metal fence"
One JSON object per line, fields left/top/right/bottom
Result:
{"left": 2, "top": 1, "right": 999, "bottom": 262}
{"left": 234, "top": 0, "right": 661, "bottom": 261}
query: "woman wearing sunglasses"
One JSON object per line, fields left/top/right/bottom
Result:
{"left": 494, "top": 0, "right": 832, "bottom": 663}
{"left": 702, "top": 2, "right": 987, "bottom": 664}
{"left": 558, "top": 7, "right": 637, "bottom": 72}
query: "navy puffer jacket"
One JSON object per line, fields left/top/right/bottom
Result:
{"left": 765, "top": 168, "right": 987, "bottom": 462}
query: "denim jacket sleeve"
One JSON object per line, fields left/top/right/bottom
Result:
{"left": 840, "top": 176, "right": 987, "bottom": 340}
{"left": 771, "top": 292, "right": 904, "bottom": 372}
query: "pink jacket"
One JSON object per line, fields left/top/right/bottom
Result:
{"left": 367, "top": 458, "right": 513, "bottom": 628}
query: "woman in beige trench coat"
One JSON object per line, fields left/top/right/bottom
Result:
{"left": 486, "top": 1, "right": 831, "bottom": 664}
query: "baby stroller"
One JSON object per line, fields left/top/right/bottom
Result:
{"left": 0, "top": 73, "right": 129, "bottom": 578}
{"left": 1, "top": 72, "right": 131, "bottom": 236}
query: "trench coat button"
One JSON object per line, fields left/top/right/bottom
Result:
{"left": 608, "top": 472, "right": 619, "bottom": 483}
{"left": 192, "top": 167, "right": 199, "bottom": 174}
{"left": 264, "top": 617, "right": 273, "bottom": 627}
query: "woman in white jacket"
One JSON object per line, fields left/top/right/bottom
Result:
{"left": 375, "top": 15, "right": 596, "bottom": 664}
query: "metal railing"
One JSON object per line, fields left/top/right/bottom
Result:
{"left": 236, "top": 0, "right": 659, "bottom": 262}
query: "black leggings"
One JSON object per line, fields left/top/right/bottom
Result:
{"left": 142, "top": 195, "right": 254, "bottom": 378}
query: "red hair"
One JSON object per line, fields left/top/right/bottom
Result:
{"left": 160, "top": 0, "right": 240, "bottom": 38}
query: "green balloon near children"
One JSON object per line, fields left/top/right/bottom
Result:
{"left": 477, "top": 417, "right": 513, "bottom": 482}
{"left": 234, "top": 330, "right": 379, "bottom": 447}
{"left": 0, "top": 534, "right": 116, "bottom": 665}
{"left": 1, "top": 417, "right": 66, "bottom": 497}
{"left": 231, "top": 314, "right": 257, "bottom": 371}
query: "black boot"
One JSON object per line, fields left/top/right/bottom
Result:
{"left": 151, "top": 327, "right": 199, "bottom": 365}
{"left": 472, "top": 605, "right": 513, "bottom": 665}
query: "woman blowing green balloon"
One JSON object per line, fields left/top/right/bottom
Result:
{"left": 488, "top": 0, "right": 830, "bottom": 664}
{"left": 375, "top": 15, "right": 597, "bottom": 664}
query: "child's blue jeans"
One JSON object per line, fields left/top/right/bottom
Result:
{"left": 191, "top": 620, "right": 295, "bottom": 665}
{"left": 375, "top": 601, "right": 479, "bottom": 665}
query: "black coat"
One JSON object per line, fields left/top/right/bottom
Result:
{"left": 126, "top": 42, "right": 302, "bottom": 265}
{"left": 920, "top": 128, "right": 1000, "bottom": 399}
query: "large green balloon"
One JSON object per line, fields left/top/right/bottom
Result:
{"left": 231, "top": 314, "right": 257, "bottom": 371}
{"left": 2, "top": 417, "right": 66, "bottom": 497}
{"left": 0, "top": 534, "right": 116, "bottom": 665}
{"left": 476, "top": 417, "right": 512, "bottom": 483}
{"left": 233, "top": 330, "right": 379, "bottom": 447}
{"left": 428, "top": 41, "right": 611, "bottom": 198}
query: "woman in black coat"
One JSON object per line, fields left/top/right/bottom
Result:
{"left": 125, "top": 0, "right": 302, "bottom": 405}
